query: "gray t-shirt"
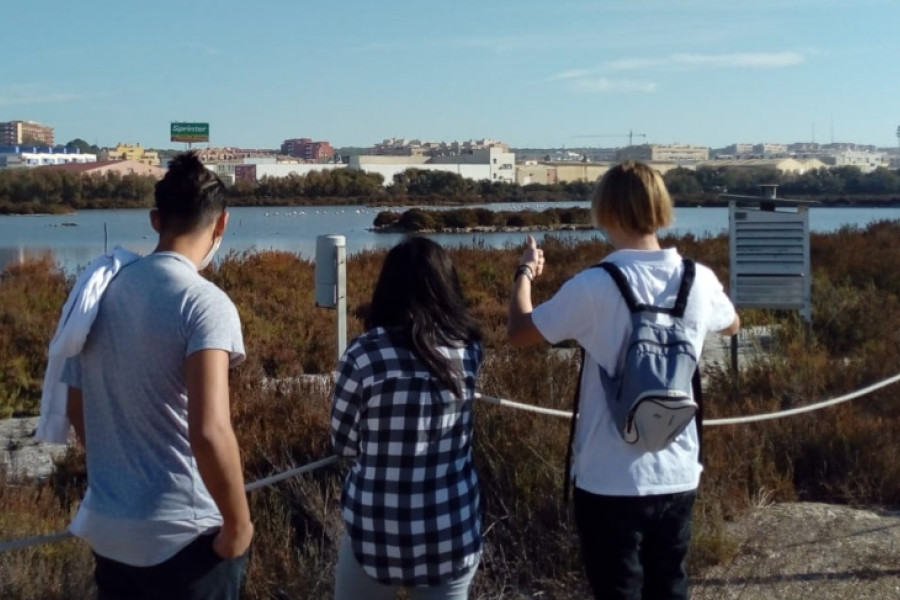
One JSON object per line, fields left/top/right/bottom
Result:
{"left": 63, "top": 251, "right": 245, "bottom": 522}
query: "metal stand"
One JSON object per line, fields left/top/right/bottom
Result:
{"left": 315, "top": 234, "right": 347, "bottom": 362}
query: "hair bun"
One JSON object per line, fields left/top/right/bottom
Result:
{"left": 166, "top": 151, "right": 205, "bottom": 176}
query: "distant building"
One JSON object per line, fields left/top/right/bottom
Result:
{"left": 0, "top": 120, "right": 54, "bottom": 146}
{"left": 233, "top": 162, "right": 345, "bottom": 184}
{"left": 373, "top": 138, "right": 509, "bottom": 157}
{"left": 37, "top": 159, "right": 166, "bottom": 179}
{"left": 351, "top": 146, "right": 516, "bottom": 185}
{"left": 701, "top": 157, "right": 826, "bottom": 174}
{"left": 820, "top": 150, "right": 887, "bottom": 173}
{"left": 753, "top": 143, "right": 788, "bottom": 157}
{"left": 722, "top": 143, "right": 755, "bottom": 156}
{"left": 0, "top": 145, "right": 95, "bottom": 168}
{"left": 616, "top": 144, "right": 709, "bottom": 163}
{"left": 280, "top": 138, "right": 334, "bottom": 160}
{"left": 195, "top": 147, "right": 277, "bottom": 163}
{"left": 105, "top": 143, "right": 160, "bottom": 166}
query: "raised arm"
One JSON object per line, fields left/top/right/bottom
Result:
{"left": 507, "top": 235, "right": 547, "bottom": 347}
{"left": 186, "top": 349, "right": 253, "bottom": 559}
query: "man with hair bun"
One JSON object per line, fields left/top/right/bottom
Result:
{"left": 63, "top": 151, "right": 253, "bottom": 599}
{"left": 508, "top": 161, "right": 739, "bottom": 600}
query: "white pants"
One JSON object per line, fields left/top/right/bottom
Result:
{"left": 333, "top": 534, "right": 479, "bottom": 600}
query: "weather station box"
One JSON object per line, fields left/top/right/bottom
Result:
{"left": 726, "top": 185, "right": 816, "bottom": 322}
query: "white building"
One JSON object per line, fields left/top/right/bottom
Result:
{"left": 351, "top": 147, "right": 516, "bottom": 185}
{"left": 821, "top": 151, "right": 888, "bottom": 173}
{"left": 0, "top": 147, "right": 96, "bottom": 168}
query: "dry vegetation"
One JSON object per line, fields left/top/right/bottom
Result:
{"left": 2, "top": 221, "right": 900, "bottom": 598}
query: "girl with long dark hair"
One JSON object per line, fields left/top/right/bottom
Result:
{"left": 331, "top": 237, "right": 483, "bottom": 600}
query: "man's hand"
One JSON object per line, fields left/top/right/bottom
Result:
{"left": 213, "top": 519, "right": 254, "bottom": 559}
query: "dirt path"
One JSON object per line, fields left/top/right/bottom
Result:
{"left": 692, "top": 502, "right": 900, "bottom": 600}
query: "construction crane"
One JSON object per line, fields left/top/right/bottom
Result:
{"left": 572, "top": 130, "right": 647, "bottom": 147}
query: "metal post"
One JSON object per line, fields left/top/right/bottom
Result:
{"left": 315, "top": 234, "right": 347, "bottom": 363}
{"left": 335, "top": 239, "right": 347, "bottom": 361}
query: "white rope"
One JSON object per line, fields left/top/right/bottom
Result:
{"left": 0, "top": 531, "right": 72, "bottom": 553}
{"left": 475, "top": 370, "right": 900, "bottom": 426}
{"left": 244, "top": 455, "right": 339, "bottom": 492}
{"left": 474, "top": 393, "right": 573, "bottom": 418}
{"left": 0, "top": 456, "right": 342, "bottom": 553}
{"left": 704, "top": 372, "right": 900, "bottom": 426}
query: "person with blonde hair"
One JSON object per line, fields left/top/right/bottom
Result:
{"left": 507, "top": 161, "right": 739, "bottom": 600}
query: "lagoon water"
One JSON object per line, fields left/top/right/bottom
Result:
{"left": 0, "top": 203, "right": 897, "bottom": 272}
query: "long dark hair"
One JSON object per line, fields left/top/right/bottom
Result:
{"left": 366, "top": 237, "right": 481, "bottom": 397}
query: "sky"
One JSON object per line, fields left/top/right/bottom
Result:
{"left": 3, "top": 0, "right": 899, "bottom": 151}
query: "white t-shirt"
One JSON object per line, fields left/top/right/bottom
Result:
{"left": 532, "top": 247, "right": 736, "bottom": 496}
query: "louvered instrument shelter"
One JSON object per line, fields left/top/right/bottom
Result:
{"left": 726, "top": 185, "right": 815, "bottom": 323}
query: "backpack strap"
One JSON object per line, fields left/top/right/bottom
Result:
{"left": 563, "top": 349, "right": 585, "bottom": 507}
{"left": 596, "top": 259, "right": 696, "bottom": 317}
{"left": 672, "top": 259, "right": 696, "bottom": 319}
{"left": 693, "top": 367, "right": 704, "bottom": 465}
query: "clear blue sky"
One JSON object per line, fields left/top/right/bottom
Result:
{"left": 4, "top": 0, "right": 899, "bottom": 150}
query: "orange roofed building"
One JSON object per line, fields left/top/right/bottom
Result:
{"left": 38, "top": 160, "right": 166, "bottom": 179}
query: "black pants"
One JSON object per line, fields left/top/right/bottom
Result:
{"left": 573, "top": 487, "right": 696, "bottom": 600}
{"left": 93, "top": 533, "right": 248, "bottom": 600}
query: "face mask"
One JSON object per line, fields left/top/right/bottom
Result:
{"left": 198, "top": 236, "right": 222, "bottom": 270}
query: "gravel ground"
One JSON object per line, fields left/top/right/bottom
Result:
{"left": 692, "top": 502, "right": 900, "bottom": 600}
{"left": 0, "top": 416, "right": 67, "bottom": 481}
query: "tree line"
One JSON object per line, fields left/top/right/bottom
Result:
{"left": 664, "top": 165, "right": 900, "bottom": 198}
{"left": 1, "top": 163, "right": 899, "bottom": 214}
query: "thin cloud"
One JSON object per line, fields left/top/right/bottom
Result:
{"left": 570, "top": 78, "right": 657, "bottom": 93}
{"left": 0, "top": 84, "right": 87, "bottom": 108}
{"left": 608, "top": 51, "right": 805, "bottom": 71}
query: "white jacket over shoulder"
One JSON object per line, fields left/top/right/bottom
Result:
{"left": 36, "top": 246, "right": 140, "bottom": 443}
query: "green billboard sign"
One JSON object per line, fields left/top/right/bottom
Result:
{"left": 170, "top": 122, "right": 210, "bottom": 143}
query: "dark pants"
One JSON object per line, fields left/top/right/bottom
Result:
{"left": 93, "top": 533, "right": 248, "bottom": 600}
{"left": 573, "top": 487, "right": 696, "bottom": 600}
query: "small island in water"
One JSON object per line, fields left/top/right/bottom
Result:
{"left": 371, "top": 207, "right": 594, "bottom": 233}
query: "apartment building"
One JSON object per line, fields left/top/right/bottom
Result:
{"left": 280, "top": 138, "right": 334, "bottom": 160}
{"left": 105, "top": 143, "right": 160, "bottom": 166}
{"left": 0, "top": 120, "right": 54, "bottom": 146}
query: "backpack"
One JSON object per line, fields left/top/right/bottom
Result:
{"left": 595, "top": 259, "right": 698, "bottom": 452}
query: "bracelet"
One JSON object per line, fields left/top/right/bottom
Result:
{"left": 514, "top": 264, "right": 535, "bottom": 282}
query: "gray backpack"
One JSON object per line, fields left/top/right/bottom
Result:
{"left": 595, "top": 260, "right": 698, "bottom": 452}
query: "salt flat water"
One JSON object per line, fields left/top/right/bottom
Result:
{"left": 0, "top": 203, "right": 897, "bottom": 272}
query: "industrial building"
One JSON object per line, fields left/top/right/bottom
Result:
{"left": 0, "top": 120, "right": 54, "bottom": 146}
{"left": 616, "top": 144, "right": 710, "bottom": 163}
{"left": 0, "top": 145, "right": 95, "bottom": 168}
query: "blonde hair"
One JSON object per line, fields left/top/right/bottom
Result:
{"left": 592, "top": 161, "right": 673, "bottom": 235}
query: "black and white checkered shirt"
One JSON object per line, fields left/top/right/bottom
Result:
{"left": 331, "top": 326, "right": 483, "bottom": 586}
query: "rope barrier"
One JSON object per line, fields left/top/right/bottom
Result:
{"left": 3, "top": 371, "right": 900, "bottom": 554}
{"left": 244, "top": 455, "right": 339, "bottom": 492}
{"left": 0, "top": 456, "right": 342, "bottom": 553}
{"left": 475, "top": 371, "right": 900, "bottom": 427}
